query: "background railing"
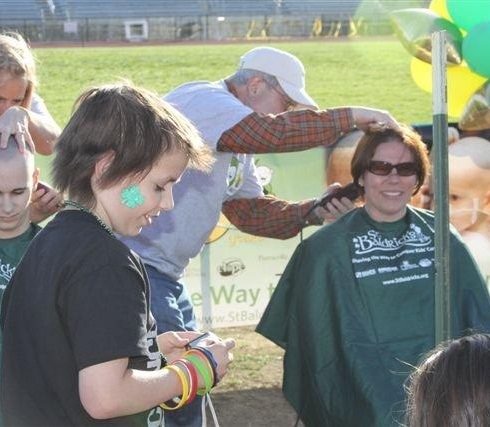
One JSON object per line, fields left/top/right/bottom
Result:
{"left": 0, "top": 0, "right": 429, "bottom": 43}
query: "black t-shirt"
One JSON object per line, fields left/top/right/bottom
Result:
{"left": 1, "top": 211, "right": 164, "bottom": 426}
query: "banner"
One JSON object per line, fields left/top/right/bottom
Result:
{"left": 186, "top": 148, "right": 324, "bottom": 329}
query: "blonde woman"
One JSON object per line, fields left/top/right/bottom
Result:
{"left": 0, "top": 32, "right": 60, "bottom": 154}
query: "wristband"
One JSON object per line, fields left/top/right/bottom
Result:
{"left": 189, "top": 347, "right": 219, "bottom": 386}
{"left": 159, "top": 364, "right": 189, "bottom": 410}
{"left": 184, "top": 353, "right": 213, "bottom": 395}
{"left": 174, "top": 359, "right": 198, "bottom": 404}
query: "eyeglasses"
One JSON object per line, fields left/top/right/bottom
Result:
{"left": 368, "top": 160, "right": 419, "bottom": 176}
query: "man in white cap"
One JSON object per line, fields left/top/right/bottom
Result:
{"left": 121, "top": 46, "right": 399, "bottom": 426}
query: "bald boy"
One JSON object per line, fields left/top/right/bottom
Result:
{"left": 448, "top": 136, "right": 490, "bottom": 285}
{"left": 0, "top": 136, "right": 42, "bottom": 426}
{"left": 448, "top": 137, "right": 490, "bottom": 231}
{"left": 0, "top": 136, "right": 40, "bottom": 290}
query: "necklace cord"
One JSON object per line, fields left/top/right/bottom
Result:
{"left": 64, "top": 200, "right": 116, "bottom": 238}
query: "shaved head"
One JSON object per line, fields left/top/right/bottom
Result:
{"left": 449, "top": 137, "right": 490, "bottom": 170}
{"left": 0, "top": 135, "right": 35, "bottom": 171}
{"left": 448, "top": 136, "right": 490, "bottom": 233}
{"left": 448, "top": 137, "right": 490, "bottom": 196}
{"left": 0, "top": 135, "right": 38, "bottom": 238}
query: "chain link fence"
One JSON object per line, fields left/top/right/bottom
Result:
{"left": 0, "top": 13, "right": 394, "bottom": 45}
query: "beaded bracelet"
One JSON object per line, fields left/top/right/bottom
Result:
{"left": 159, "top": 364, "right": 190, "bottom": 411}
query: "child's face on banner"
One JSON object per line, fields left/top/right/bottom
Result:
{"left": 448, "top": 141, "right": 490, "bottom": 233}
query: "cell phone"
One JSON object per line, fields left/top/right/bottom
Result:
{"left": 36, "top": 182, "right": 50, "bottom": 192}
{"left": 316, "top": 182, "right": 361, "bottom": 208}
{"left": 185, "top": 332, "right": 210, "bottom": 350}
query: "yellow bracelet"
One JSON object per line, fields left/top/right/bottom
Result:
{"left": 159, "top": 364, "right": 190, "bottom": 411}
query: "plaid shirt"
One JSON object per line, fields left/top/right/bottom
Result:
{"left": 218, "top": 108, "right": 354, "bottom": 238}
{"left": 222, "top": 196, "right": 322, "bottom": 239}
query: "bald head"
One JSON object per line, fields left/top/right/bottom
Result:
{"left": 449, "top": 137, "right": 490, "bottom": 170}
{"left": 0, "top": 135, "right": 35, "bottom": 170}
{"left": 448, "top": 137, "right": 490, "bottom": 190}
{"left": 0, "top": 135, "right": 38, "bottom": 239}
{"left": 448, "top": 136, "right": 490, "bottom": 233}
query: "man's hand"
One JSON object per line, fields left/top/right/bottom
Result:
{"left": 313, "top": 183, "right": 358, "bottom": 223}
{"left": 30, "top": 181, "right": 63, "bottom": 223}
{"left": 0, "top": 107, "right": 35, "bottom": 153}
{"left": 350, "top": 107, "right": 400, "bottom": 132}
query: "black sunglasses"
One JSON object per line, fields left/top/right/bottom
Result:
{"left": 368, "top": 161, "right": 418, "bottom": 177}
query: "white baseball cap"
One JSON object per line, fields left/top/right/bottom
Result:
{"left": 237, "top": 47, "right": 318, "bottom": 109}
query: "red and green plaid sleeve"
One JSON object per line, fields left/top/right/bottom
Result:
{"left": 217, "top": 108, "right": 354, "bottom": 153}
{"left": 222, "top": 196, "right": 323, "bottom": 239}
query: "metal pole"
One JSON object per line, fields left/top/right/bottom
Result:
{"left": 432, "top": 31, "right": 451, "bottom": 344}
{"left": 200, "top": 244, "right": 213, "bottom": 330}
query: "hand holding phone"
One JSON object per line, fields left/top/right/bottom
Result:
{"left": 185, "top": 332, "right": 210, "bottom": 350}
{"left": 36, "top": 182, "right": 50, "bottom": 193}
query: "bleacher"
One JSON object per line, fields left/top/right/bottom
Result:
{"left": 61, "top": 0, "right": 199, "bottom": 19}
{"left": 59, "top": 0, "right": 364, "bottom": 19}
{"left": 0, "top": 0, "right": 417, "bottom": 42}
{"left": 0, "top": 0, "right": 431, "bottom": 22}
{"left": 0, "top": 0, "right": 43, "bottom": 21}
{"left": 277, "top": 1, "right": 361, "bottom": 16}
{"left": 0, "top": 0, "right": 366, "bottom": 22}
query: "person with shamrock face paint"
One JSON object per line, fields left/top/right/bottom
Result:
{"left": 1, "top": 83, "right": 235, "bottom": 427}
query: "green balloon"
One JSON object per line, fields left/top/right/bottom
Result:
{"left": 391, "top": 8, "right": 463, "bottom": 65}
{"left": 447, "top": 0, "right": 490, "bottom": 31}
{"left": 463, "top": 22, "right": 490, "bottom": 79}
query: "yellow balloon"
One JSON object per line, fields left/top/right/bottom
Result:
{"left": 411, "top": 57, "right": 432, "bottom": 93}
{"left": 447, "top": 65, "right": 487, "bottom": 117}
{"left": 410, "top": 57, "right": 487, "bottom": 117}
{"left": 429, "top": 0, "right": 452, "bottom": 21}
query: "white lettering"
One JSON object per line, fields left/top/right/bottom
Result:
{"left": 353, "top": 223, "right": 432, "bottom": 255}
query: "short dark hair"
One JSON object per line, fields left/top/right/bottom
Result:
{"left": 350, "top": 125, "right": 430, "bottom": 195}
{"left": 52, "top": 83, "right": 213, "bottom": 207}
{"left": 405, "top": 333, "right": 490, "bottom": 427}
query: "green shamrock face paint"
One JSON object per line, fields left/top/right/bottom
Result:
{"left": 120, "top": 185, "right": 145, "bottom": 208}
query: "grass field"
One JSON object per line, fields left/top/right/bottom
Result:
{"left": 33, "top": 37, "right": 433, "bottom": 179}
{"left": 35, "top": 38, "right": 433, "bottom": 125}
{"left": 31, "top": 38, "right": 433, "bottom": 401}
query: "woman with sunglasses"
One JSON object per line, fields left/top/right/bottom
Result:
{"left": 257, "top": 124, "right": 490, "bottom": 427}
